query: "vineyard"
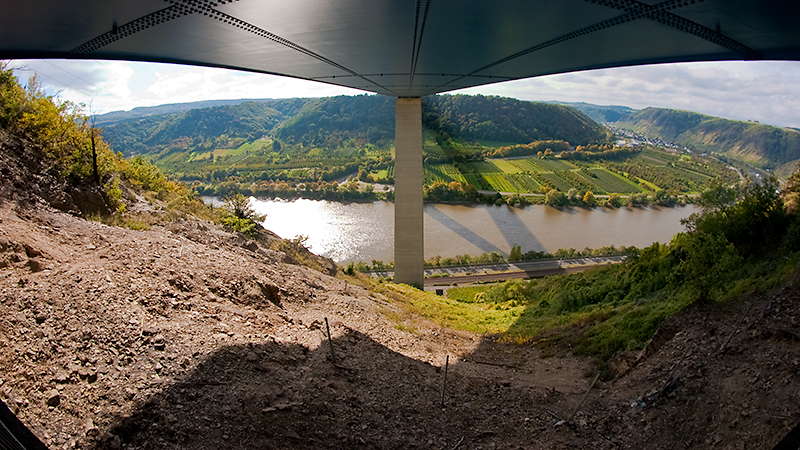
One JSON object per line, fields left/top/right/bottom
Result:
{"left": 373, "top": 146, "right": 738, "bottom": 198}
{"left": 584, "top": 168, "right": 643, "bottom": 193}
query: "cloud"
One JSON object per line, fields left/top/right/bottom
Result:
{"left": 459, "top": 61, "right": 800, "bottom": 128}
{"left": 8, "top": 59, "right": 800, "bottom": 128}
{"left": 7, "top": 59, "right": 364, "bottom": 114}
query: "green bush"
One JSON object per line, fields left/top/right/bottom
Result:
{"left": 219, "top": 193, "right": 266, "bottom": 236}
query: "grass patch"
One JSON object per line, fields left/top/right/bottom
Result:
{"left": 446, "top": 286, "right": 491, "bottom": 303}
{"left": 378, "top": 283, "right": 523, "bottom": 335}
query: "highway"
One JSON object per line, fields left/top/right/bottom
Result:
{"left": 368, "top": 256, "right": 627, "bottom": 288}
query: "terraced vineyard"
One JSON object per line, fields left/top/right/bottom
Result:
{"left": 534, "top": 159, "right": 576, "bottom": 171}
{"left": 507, "top": 173, "right": 542, "bottom": 192}
{"left": 414, "top": 145, "right": 738, "bottom": 197}
{"left": 483, "top": 173, "right": 520, "bottom": 193}
{"left": 424, "top": 164, "right": 467, "bottom": 184}
{"left": 534, "top": 172, "right": 574, "bottom": 192}
{"left": 583, "top": 168, "right": 643, "bottom": 194}
{"left": 508, "top": 159, "right": 545, "bottom": 173}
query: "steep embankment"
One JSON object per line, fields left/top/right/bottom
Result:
{"left": 616, "top": 107, "right": 800, "bottom": 174}
{"left": 2, "top": 197, "right": 800, "bottom": 449}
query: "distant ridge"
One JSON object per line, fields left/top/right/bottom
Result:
{"left": 548, "top": 101, "right": 638, "bottom": 123}
{"left": 615, "top": 107, "right": 800, "bottom": 175}
{"left": 94, "top": 98, "right": 281, "bottom": 125}
{"left": 100, "top": 94, "right": 608, "bottom": 158}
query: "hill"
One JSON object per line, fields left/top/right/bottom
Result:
{"left": 615, "top": 107, "right": 800, "bottom": 174}
{"left": 273, "top": 95, "right": 395, "bottom": 148}
{"left": 101, "top": 94, "right": 609, "bottom": 158}
{"left": 550, "top": 101, "right": 638, "bottom": 123}
{"left": 94, "top": 98, "right": 279, "bottom": 125}
{"left": 423, "top": 95, "right": 607, "bottom": 144}
{"left": 101, "top": 99, "right": 311, "bottom": 157}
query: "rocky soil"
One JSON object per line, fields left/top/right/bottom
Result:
{"left": 1, "top": 199, "right": 799, "bottom": 449}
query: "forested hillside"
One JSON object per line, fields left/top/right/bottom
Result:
{"left": 94, "top": 98, "right": 277, "bottom": 125}
{"left": 102, "top": 94, "right": 609, "bottom": 158}
{"left": 102, "top": 99, "right": 310, "bottom": 157}
{"left": 423, "top": 95, "right": 607, "bottom": 144}
{"left": 273, "top": 95, "right": 395, "bottom": 148}
{"left": 615, "top": 107, "right": 800, "bottom": 174}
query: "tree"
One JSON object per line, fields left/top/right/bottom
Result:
{"left": 628, "top": 192, "right": 649, "bottom": 206}
{"left": 607, "top": 193, "right": 622, "bottom": 208}
{"left": 698, "top": 181, "right": 737, "bottom": 211}
{"left": 86, "top": 102, "right": 100, "bottom": 184}
{"left": 583, "top": 191, "right": 596, "bottom": 207}
{"left": 509, "top": 244, "right": 522, "bottom": 261}
{"left": 687, "top": 177, "right": 788, "bottom": 256}
{"left": 545, "top": 189, "right": 567, "bottom": 206}
{"left": 220, "top": 193, "right": 266, "bottom": 237}
{"left": 567, "top": 188, "right": 581, "bottom": 204}
{"left": 670, "top": 231, "right": 741, "bottom": 302}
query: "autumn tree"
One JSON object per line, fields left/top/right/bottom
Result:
{"left": 583, "top": 191, "right": 596, "bottom": 207}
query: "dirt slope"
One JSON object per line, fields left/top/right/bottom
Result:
{"left": 1, "top": 200, "right": 799, "bottom": 449}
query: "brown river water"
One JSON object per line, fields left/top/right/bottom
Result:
{"left": 226, "top": 198, "right": 699, "bottom": 264}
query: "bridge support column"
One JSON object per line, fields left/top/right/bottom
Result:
{"left": 394, "top": 97, "right": 424, "bottom": 287}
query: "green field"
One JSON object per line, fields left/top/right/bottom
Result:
{"left": 413, "top": 150, "right": 722, "bottom": 195}
{"left": 371, "top": 169, "right": 389, "bottom": 180}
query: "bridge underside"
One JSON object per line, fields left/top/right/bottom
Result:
{"left": 2, "top": 0, "right": 800, "bottom": 285}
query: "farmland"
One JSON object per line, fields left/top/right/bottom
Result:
{"left": 415, "top": 144, "right": 740, "bottom": 199}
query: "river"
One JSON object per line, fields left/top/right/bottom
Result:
{"left": 220, "top": 198, "right": 699, "bottom": 264}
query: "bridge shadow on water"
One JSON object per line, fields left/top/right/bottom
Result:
{"left": 490, "top": 206, "right": 546, "bottom": 253}
{"left": 90, "top": 326, "right": 578, "bottom": 450}
{"left": 425, "top": 205, "right": 505, "bottom": 255}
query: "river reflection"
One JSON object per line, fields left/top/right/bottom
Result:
{"left": 216, "top": 198, "right": 698, "bottom": 264}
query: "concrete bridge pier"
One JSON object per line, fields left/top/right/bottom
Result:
{"left": 393, "top": 97, "right": 424, "bottom": 287}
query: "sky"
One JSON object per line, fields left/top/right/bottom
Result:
{"left": 7, "top": 58, "right": 800, "bottom": 128}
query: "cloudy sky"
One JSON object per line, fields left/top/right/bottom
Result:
{"left": 8, "top": 58, "right": 800, "bottom": 128}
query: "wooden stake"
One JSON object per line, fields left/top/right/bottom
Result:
{"left": 566, "top": 372, "right": 600, "bottom": 423}
{"left": 325, "top": 317, "right": 337, "bottom": 365}
{"left": 440, "top": 355, "right": 449, "bottom": 407}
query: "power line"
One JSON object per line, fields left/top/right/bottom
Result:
{"left": 14, "top": 66, "right": 95, "bottom": 99}
{"left": 135, "top": 61, "right": 160, "bottom": 79}
{"left": 43, "top": 60, "right": 115, "bottom": 97}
